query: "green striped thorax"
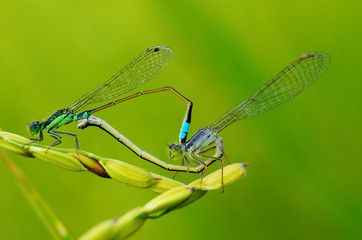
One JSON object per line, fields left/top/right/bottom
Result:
{"left": 28, "top": 109, "right": 90, "bottom": 135}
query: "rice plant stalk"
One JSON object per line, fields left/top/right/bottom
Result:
{"left": 0, "top": 130, "right": 247, "bottom": 239}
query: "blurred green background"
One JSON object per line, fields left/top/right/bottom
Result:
{"left": 0, "top": 0, "right": 361, "bottom": 239}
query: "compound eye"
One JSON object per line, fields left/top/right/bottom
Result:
{"left": 168, "top": 143, "right": 180, "bottom": 151}
{"left": 29, "top": 121, "right": 40, "bottom": 135}
{"left": 168, "top": 143, "right": 181, "bottom": 159}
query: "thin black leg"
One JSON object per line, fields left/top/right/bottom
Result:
{"left": 23, "top": 131, "right": 43, "bottom": 148}
{"left": 191, "top": 155, "right": 207, "bottom": 189}
{"left": 47, "top": 131, "right": 62, "bottom": 151}
{"left": 53, "top": 130, "right": 79, "bottom": 155}
{"left": 182, "top": 154, "right": 191, "bottom": 183}
{"left": 198, "top": 154, "right": 224, "bottom": 192}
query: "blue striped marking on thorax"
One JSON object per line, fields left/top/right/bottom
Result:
{"left": 73, "top": 112, "right": 89, "bottom": 121}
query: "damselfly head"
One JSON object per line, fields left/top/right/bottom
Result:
{"left": 168, "top": 143, "right": 181, "bottom": 159}
{"left": 29, "top": 121, "right": 40, "bottom": 135}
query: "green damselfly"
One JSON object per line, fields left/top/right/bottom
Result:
{"left": 26, "top": 46, "right": 193, "bottom": 154}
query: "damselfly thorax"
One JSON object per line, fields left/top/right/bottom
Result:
{"left": 184, "top": 128, "right": 219, "bottom": 154}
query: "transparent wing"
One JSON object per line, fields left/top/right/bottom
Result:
{"left": 209, "top": 52, "right": 330, "bottom": 132}
{"left": 67, "top": 46, "right": 173, "bottom": 113}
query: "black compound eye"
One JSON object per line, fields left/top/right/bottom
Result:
{"left": 29, "top": 121, "right": 39, "bottom": 128}
{"left": 154, "top": 47, "right": 160, "bottom": 52}
{"left": 168, "top": 143, "right": 180, "bottom": 150}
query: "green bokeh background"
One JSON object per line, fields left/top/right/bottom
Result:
{"left": 0, "top": 0, "right": 361, "bottom": 239}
